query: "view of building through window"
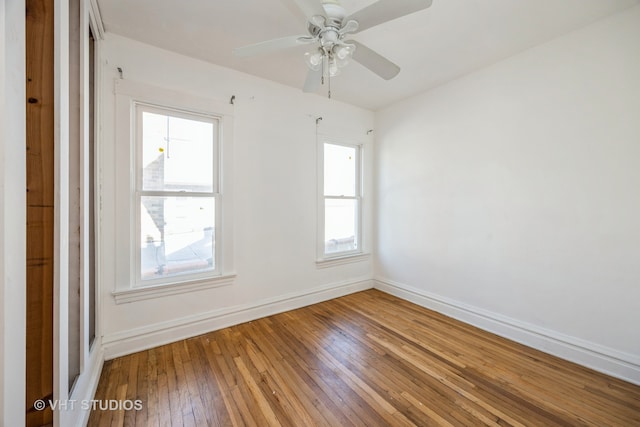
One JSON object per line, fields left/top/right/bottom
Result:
{"left": 324, "top": 142, "right": 360, "bottom": 255}
{"left": 139, "top": 108, "right": 218, "bottom": 281}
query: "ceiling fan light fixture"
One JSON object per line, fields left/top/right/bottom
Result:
{"left": 334, "top": 55, "right": 350, "bottom": 69}
{"left": 304, "top": 49, "right": 324, "bottom": 71}
{"left": 328, "top": 58, "right": 340, "bottom": 77}
{"left": 333, "top": 44, "right": 353, "bottom": 60}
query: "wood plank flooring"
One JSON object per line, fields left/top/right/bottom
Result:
{"left": 89, "top": 290, "right": 640, "bottom": 426}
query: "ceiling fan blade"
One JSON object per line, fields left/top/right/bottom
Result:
{"left": 233, "top": 35, "right": 309, "bottom": 57}
{"left": 278, "top": 0, "right": 310, "bottom": 21}
{"left": 287, "top": 0, "right": 327, "bottom": 22}
{"left": 345, "top": 0, "right": 433, "bottom": 33}
{"left": 303, "top": 67, "right": 322, "bottom": 93}
{"left": 347, "top": 40, "right": 400, "bottom": 80}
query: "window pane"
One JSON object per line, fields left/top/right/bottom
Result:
{"left": 142, "top": 111, "right": 216, "bottom": 192}
{"left": 141, "top": 196, "right": 215, "bottom": 280}
{"left": 324, "top": 143, "right": 356, "bottom": 197}
{"left": 325, "top": 198, "right": 357, "bottom": 254}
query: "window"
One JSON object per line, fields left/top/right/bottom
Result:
{"left": 321, "top": 141, "right": 362, "bottom": 257}
{"left": 113, "top": 79, "right": 234, "bottom": 303}
{"left": 135, "top": 104, "right": 220, "bottom": 284}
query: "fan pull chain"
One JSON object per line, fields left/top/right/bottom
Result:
{"left": 325, "top": 52, "right": 331, "bottom": 99}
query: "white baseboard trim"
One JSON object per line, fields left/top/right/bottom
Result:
{"left": 103, "top": 278, "right": 374, "bottom": 360}
{"left": 374, "top": 278, "right": 640, "bottom": 386}
{"left": 65, "top": 339, "right": 105, "bottom": 427}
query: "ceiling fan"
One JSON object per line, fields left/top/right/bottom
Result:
{"left": 233, "top": 0, "right": 434, "bottom": 96}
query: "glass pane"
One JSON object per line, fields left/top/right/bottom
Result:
{"left": 325, "top": 198, "right": 357, "bottom": 254}
{"left": 324, "top": 143, "right": 356, "bottom": 197}
{"left": 141, "top": 110, "right": 216, "bottom": 192}
{"left": 140, "top": 196, "right": 215, "bottom": 281}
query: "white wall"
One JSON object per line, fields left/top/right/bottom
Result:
{"left": 375, "top": 6, "right": 640, "bottom": 383}
{"left": 0, "top": 0, "right": 26, "bottom": 425}
{"left": 99, "top": 34, "right": 375, "bottom": 357}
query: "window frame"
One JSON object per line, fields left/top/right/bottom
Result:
{"left": 112, "top": 79, "right": 235, "bottom": 303}
{"left": 133, "top": 102, "right": 222, "bottom": 287}
{"left": 317, "top": 137, "right": 364, "bottom": 261}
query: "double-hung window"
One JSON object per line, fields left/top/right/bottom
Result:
{"left": 135, "top": 104, "right": 220, "bottom": 284}
{"left": 321, "top": 141, "right": 362, "bottom": 257}
{"left": 113, "top": 79, "right": 234, "bottom": 303}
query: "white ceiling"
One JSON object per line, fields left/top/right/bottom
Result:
{"left": 97, "top": 0, "right": 638, "bottom": 110}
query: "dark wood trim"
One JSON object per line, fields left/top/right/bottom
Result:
{"left": 25, "top": 0, "right": 55, "bottom": 424}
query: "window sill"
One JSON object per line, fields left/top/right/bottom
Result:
{"left": 316, "top": 253, "right": 370, "bottom": 269}
{"left": 112, "top": 273, "right": 236, "bottom": 304}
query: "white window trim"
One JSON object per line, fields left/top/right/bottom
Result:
{"left": 133, "top": 102, "right": 222, "bottom": 287}
{"left": 112, "top": 79, "right": 234, "bottom": 303}
{"left": 316, "top": 136, "right": 366, "bottom": 263}
{"left": 316, "top": 252, "right": 370, "bottom": 269}
{"left": 113, "top": 273, "right": 236, "bottom": 304}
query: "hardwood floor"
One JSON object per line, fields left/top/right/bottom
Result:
{"left": 89, "top": 290, "right": 640, "bottom": 426}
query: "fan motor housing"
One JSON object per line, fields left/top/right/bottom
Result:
{"left": 322, "top": 2, "right": 346, "bottom": 27}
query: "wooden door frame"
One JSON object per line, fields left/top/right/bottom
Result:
{"left": 53, "top": 0, "right": 71, "bottom": 425}
{"left": 24, "top": 0, "right": 71, "bottom": 425}
{"left": 3, "top": 0, "right": 104, "bottom": 425}
{"left": 26, "top": 0, "right": 57, "bottom": 424}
